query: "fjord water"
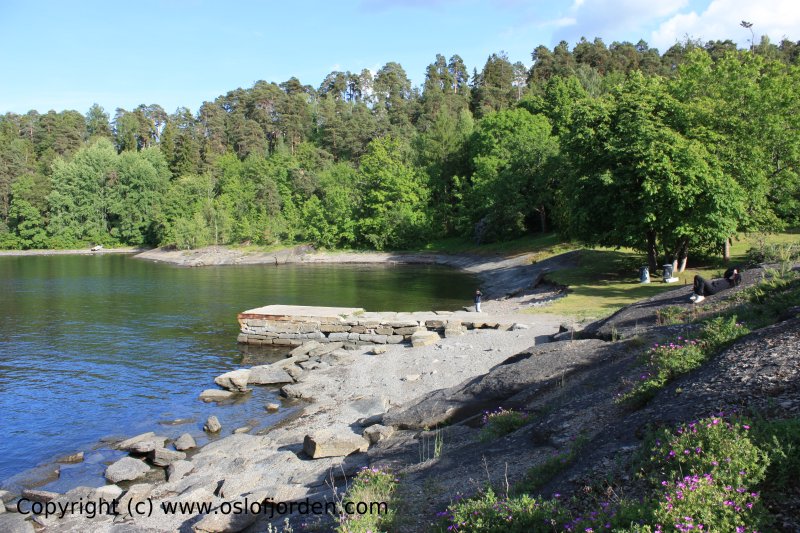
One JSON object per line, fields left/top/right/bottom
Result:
{"left": 0, "top": 254, "right": 476, "bottom": 487}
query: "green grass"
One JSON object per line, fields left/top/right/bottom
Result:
{"left": 419, "top": 232, "right": 577, "bottom": 258}
{"left": 524, "top": 231, "right": 799, "bottom": 321}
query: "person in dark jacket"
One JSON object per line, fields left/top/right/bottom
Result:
{"left": 474, "top": 289, "right": 482, "bottom": 313}
{"left": 690, "top": 267, "right": 742, "bottom": 303}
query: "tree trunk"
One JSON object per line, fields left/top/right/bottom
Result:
{"left": 723, "top": 238, "right": 731, "bottom": 262}
{"left": 646, "top": 230, "right": 658, "bottom": 273}
{"left": 677, "top": 238, "right": 689, "bottom": 273}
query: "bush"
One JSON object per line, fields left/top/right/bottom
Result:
{"left": 640, "top": 415, "right": 770, "bottom": 532}
{"left": 745, "top": 241, "right": 800, "bottom": 264}
{"left": 479, "top": 408, "right": 529, "bottom": 442}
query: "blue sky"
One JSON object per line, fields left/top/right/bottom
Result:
{"left": 1, "top": 0, "right": 797, "bottom": 115}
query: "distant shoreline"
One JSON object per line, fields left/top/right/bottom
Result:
{"left": 0, "top": 247, "right": 146, "bottom": 257}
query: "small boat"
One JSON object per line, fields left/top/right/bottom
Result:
{"left": 90, "top": 245, "right": 104, "bottom": 252}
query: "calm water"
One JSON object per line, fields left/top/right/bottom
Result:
{"left": 0, "top": 254, "right": 476, "bottom": 489}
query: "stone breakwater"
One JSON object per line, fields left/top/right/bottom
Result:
{"left": 236, "top": 305, "right": 517, "bottom": 347}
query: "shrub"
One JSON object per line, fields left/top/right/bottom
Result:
{"left": 479, "top": 408, "right": 529, "bottom": 442}
{"left": 640, "top": 415, "right": 770, "bottom": 532}
{"left": 336, "top": 467, "right": 398, "bottom": 533}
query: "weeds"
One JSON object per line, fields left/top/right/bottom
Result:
{"left": 419, "top": 427, "right": 445, "bottom": 462}
{"left": 479, "top": 408, "right": 529, "bottom": 442}
{"left": 335, "top": 466, "right": 398, "bottom": 533}
{"left": 617, "top": 316, "right": 749, "bottom": 408}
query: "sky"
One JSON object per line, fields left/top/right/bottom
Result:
{"left": 0, "top": 0, "right": 798, "bottom": 116}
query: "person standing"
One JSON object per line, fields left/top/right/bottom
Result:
{"left": 474, "top": 289, "right": 482, "bottom": 313}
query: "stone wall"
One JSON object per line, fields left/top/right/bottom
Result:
{"left": 237, "top": 305, "right": 512, "bottom": 347}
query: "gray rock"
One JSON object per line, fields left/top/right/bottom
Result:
{"left": 247, "top": 365, "right": 294, "bottom": 385}
{"left": 20, "top": 489, "right": 59, "bottom": 503}
{"left": 303, "top": 430, "right": 369, "bottom": 458}
{"left": 214, "top": 369, "right": 251, "bottom": 392}
{"left": 284, "top": 365, "right": 304, "bottom": 380}
{"left": 411, "top": 330, "right": 440, "bottom": 347}
{"left": 174, "top": 433, "right": 197, "bottom": 451}
{"left": 94, "top": 484, "right": 123, "bottom": 500}
{"left": 371, "top": 346, "right": 389, "bottom": 355}
{"left": 55, "top": 451, "right": 84, "bottom": 464}
{"left": 117, "top": 484, "right": 152, "bottom": 518}
{"left": 130, "top": 437, "right": 167, "bottom": 454}
{"left": 199, "top": 388, "right": 235, "bottom": 402}
{"left": 0, "top": 499, "right": 4, "bottom": 514}
{"left": 512, "top": 323, "right": 530, "bottom": 330}
{"left": 363, "top": 424, "right": 395, "bottom": 444}
{"left": 233, "top": 426, "right": 251, "bottom": 434}
{"left": 384, "top": 339, "right": 614, "bottom": 429}
{"left": 444, "top": 319, "right": 465, "bottom": 337}
{"left": 116, "top": 432, "right": 156, "bottom": 451}
{"left": 402, "top": 374, "right": 421, "bottom": 382}
{"left": 349, "top": 396, "right": 388, "bottom": 417}
{"left": 150, "top": 448, "right": 186, "bottom": 467}
{"left": 290, "top": 341, "right": 322, "bottom": 357}
{"left": 204, "top": 415, "right": 222, "bottom": 433}
{"left": 0, "top": 514, "right": 34, "bottom": 533}
{"left": 192, "top": 491, "right": 269, "bottom": 533}
{"left": 309, "top": 342, "right": 345, "bottom": 357}
{"left": 265, "top": 403, "right": 280, "bottom": 412}
{"left": 105, "top": 457, "right": 150, "bottom": 483}
{"left": 167, "top": 460, "right": 193, "bottom": 482}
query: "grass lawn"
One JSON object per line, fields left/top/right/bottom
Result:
{"left": 526, "top": 230, "right": 799, "bottom": 322}
{"left": 419, "top": 232, "right": 577, "bottom": 258}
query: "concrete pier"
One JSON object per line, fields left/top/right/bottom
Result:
{"left": 237, "top": 305, "right": 513, "bottom": 347}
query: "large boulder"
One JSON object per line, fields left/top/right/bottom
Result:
{"left": 105, "top": 457, "right": 150, "bottom": 483}
{"left": 214, "top": 369, "right": 251, "bottom": 392}
{"left": 303, "top": 429, "right": 369, "bottom": 459}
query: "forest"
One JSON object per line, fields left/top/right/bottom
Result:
{"left": 1, "top": 35, "right": 798, "bottom": 271}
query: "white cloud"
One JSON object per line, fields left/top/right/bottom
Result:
{"left": 553, "top": 0, "right": 689, "bottom": 45}
{"left": 651, "top": 0, "right": 800, "bottom": 50}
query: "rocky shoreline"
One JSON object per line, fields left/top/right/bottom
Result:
{"left": 0, "top": 246, "right": 576, "bottom": 532}
{"left": 0, "top": 307, "right": 566, "bottom": 532}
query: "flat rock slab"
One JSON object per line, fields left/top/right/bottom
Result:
{"left": 303, "top": 429, "right": 369, "bottom": 458}
{"left": 240, "top": 305, "right": 365, "bottom": 322}
{"left": 411, "top": 330, "right": 440, "bottom": 347}
{"left": 199, "top": 389, "right": 235, "bottom": 401}
{"left": 105, "top": 457, "right": 150, "bottom": 483}
{"left": 247, "top": 365, "right": 294, "bottom": 385}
